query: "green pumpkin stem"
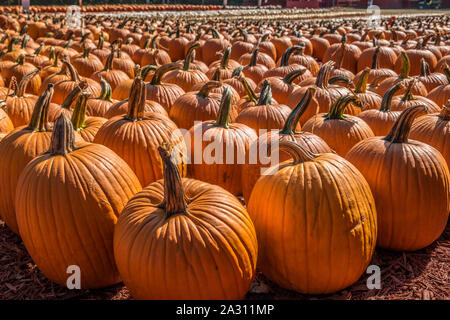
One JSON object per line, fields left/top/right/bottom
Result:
{"left": 232, "top": 66, "right": 243, "bottom": 78}
{"left": 281, "top": 87, "right": 316, "bottom": 134}
{"left": 158, "top": 143, "right": 188, "bottom": 218}
{"left": 280, "top": 45, "right": 302, "bottom": 67}
{"left": 399, "top": 52, "right": 410, "bottom": 79}
{"left": 283, "top": 68, "right": 306, "bottom": 85}
{"left": 97, "top": 78, "right": 113, "bottom": 102}
{"left": 71, "top": 91, "right": 91, "bottom": 130}
{"left": 27, "top": 83, "right": 54, "bottom": 132}
{"left": 220, "top": 46, "right": 232, "bottom": 69}
{"left": 150, "top": 62, "right": 181, "bottom": 85}
{"left": 379, "top": 82, "right": 403, "bottom": 112}
{"left": 355, "top": 68, "right": 370, "bottom": 93}
{"left": 328, "top": 75, "right": 353, "bottom": 87}
{"left": 214, "top": 87, "right": 233, "bottom": 128}
{"left": 326, "top": 95, "right": 360, "bottom": 120}
{"left": 183, "top": 42, "right": 200, "bottom": 71}
{"left": 141, "top": 64, "right": 157, "bottom": 80}
{"left": 384, "top": 105, "right": 427, "bottom": 143}
{"left": 197, "top": 81, "right": 220, "bottom": 98}
{"left": 239, "top": 76, "right": 258, "bottom": 103}
{"left": 103, "top": 46, "right": 115, "bottom": 71}
{"left": 61, "top": 80, "right": 87, "bottom": 110}
{"left": 50, "top": 114, "right": 76, "bottom": 155}
{"left": 126, "top": 76, "right": 146, "bottom": 120}
{"left": 15, "top": 68, "right": 40, "bottom": 97}
{"left": 401, "top": 79, "right": 416, "bottom": 102}
{"left": 257, "top": 80, "right": 273, "bottom": 105}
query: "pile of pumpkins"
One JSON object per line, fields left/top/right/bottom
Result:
{"left": 0, "top": 11, "right": 449, "bottom": 299}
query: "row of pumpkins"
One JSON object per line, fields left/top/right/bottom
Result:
{"left": 0, "top": 13, "right": 449, "bottom": 299}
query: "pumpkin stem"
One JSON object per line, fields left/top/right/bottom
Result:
{"left": 141, "top": 64, "right": 157, "bottom": 80}
{"left": 27, "top": 83, "right": 54, "bottom": 132}
{"left": 355, "top": 68, "right": 370, "bottom": 93}
{"left": 97, "top": 77, "right": 113, "bottom": 102}
{"left": 326, "top": 95, "right": 360, "bottom": 120}
{"left": 239, "top": 76, "right": 258, "bottom": 103}
{"left": 214, "top": 87, "right": 233, "bottom": 128}
{"left": 15, "top": 68, "right": 40, "bottom": 97}
{"left": 371, "top": 46, "right": 380, "bottom": 69}
{"left": 211, "top": 67, "right": 222, "bottom": 82}
{"left": 420, "top": 58, "right": 430, "bottom": 77}
{"left": 183, "top": 42, "right": 199, "bottom": 71}
{"left": 16, "top": 54, "right": 25, "bottom": 65}
{"left": 384, "top": 105, "right": 428, "bottom": 143}
{"left": 315, "top": 61, "right": 334, "bottom": 88}
{"left": 278, "top": 140, "right": 316, "bottom": 164}
{"left": 197, "top": 81, "right": 220, "bottom": 98}
{"left": 126, "top": 76, "right": 146, "bottom": 121}
{"left": 328, "top": 75, "right": 353, "bottom": 87}
{"left": 280, "top": 45, "right": 302, "bottom": 67}
{"left": 50, "top": 114, "right": 77, "bottom": 155}
{"left": 82, "top": 46, "right": 91, "bottom": 59}
{"left": 61, "top": 58, "right": 80, "bottom": 82}
{"left": 257, "top": 80, "right": 273, "bottom": 105}
{"left": 158, "top": 142, "right": 188, "bottom": 218}
{"left": 401, "top": 78, "right": 416, "bottom": 102}
{"left": 71, "top": 91, "right": 91, "bottom": 131}
{"left": 103, "top": 46, "right": 115, "bottom": 71}
{"left": 209, "top": 28, "right": 220, "bottom": 39}
{"left": 150, "top": 62, "right": 182, "bottom": 85}
{"left": 220, "top": 46, "right": 232, "bottom": 69}
{"left": 61, "top": 80, "right": 88, "bottom": 110}
{"left": 33, "top": 43, "right": 44, "bottom": 56}
{"left": 399, "top": 52, "right": 410, "bottom": 79}
{"left": 379, "top": 82, "right": 404, "bottom": 112}
{"left": 231, "top": 66, "right": 243, "bottom": 78}
{"left": 97, "top": 34, "right": 104, "bottom": 50}
{"left": 283, "top": 68, "right": 306, "bottom": 85}
{"left": 248, "top": 48, "right": 259, "bottom": 67}
{"left": 442, "top": 64, "right": 450, "bottom": 83}
{"left": 281, "top": 87, "right": 316, "bottom": 134}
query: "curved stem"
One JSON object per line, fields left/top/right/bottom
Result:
{"left": 183, "top": 42, "right": 199, "bottom": 71}
{"left": 61, "top": 81, "right": 87, "bottom": 110}
{"left": 15, "top": 68, "right": 40, "bottom": 97}
{"left": 281, "top": 87, "right": 316, "bottom": 134}
{"left": 328, "top": 75, "right": 353, "bottom": 87}
{"left": 384, "top": 105, "right": 427, "bottom": 143}
{"left": 214, "top": 87, "right": 232, "bottom": 128}
{"left": 399, "top": 52, "right": 410, "bottom": 79}
{"left": 71, "top": 91, "right": 91, "bottom": 130}
{"left": 239, "top": 76, "right": 258, "bottom": 103}
{"left": 379, "top": 82, "right": 403, "bottom": 112}
{"left": 211, "top": 67, "right": 221, "bottom": 82}
{"left": 283, "top": 68, "right": 306, "bottom": 85}
{"left": 280, "top": 45, "right": 302, "bottom": 67}
{"left": 97, "top": 78, "right": 113, "bottom": 102}
{"left": 355, "top": 68, "right": 370, "bottom": 93}
{"left": 315, "top": 61, "right": 334, "bottom": 88}
{"left": 50, "top": 114, "right": 76, "bottom": 155}
{"left": 61, "top": 58, "right": 80, "bottom": 82}
{"left": 420, "top": 58, "right": 430, "bottom": 77}
{"left": 232, "top": 66, "right": 243, "bottom": 78}
{"left": 220, "top": 46, "right": 232, "bottom": 69}
{"left": 371, "top": 46, "right": 380, "bottom": 70}
{"left": 150, "top": 62, "right": 182, "bottom": 85}
{"left": 326, "top": 95, "right": 360, "bottom": 120}
{"left": 27, "top": 83, "right": 54, "bottom": 132}
{"left": 158, "top": 143, "right": 188, "bottom": 218}
{"left": 126, "top": 76, "right": 146, "bottom": 120}
{"left": 249, "top": 48, "right": 259, "bottom": 67}
{"left": 278, "top": 140, "right": 316, "bottom": 164}
{"left": 141, "top": 64, "right": 157, "bottom": 80}
{"left": 197, "top": 81, "right": 220, "bottom": 98}
{"left": 401, "top": 78, "right": 415, "bottom": 102}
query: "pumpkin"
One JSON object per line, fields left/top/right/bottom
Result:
{"left": 410, "top": 102, "right": 450, "bottom": 167}
{"left": 241, "top": 48, "right": 268, "bottom": 85}
{"left": 139, "top": 36, "right": 172, "bottom": 67}
{"left": 418, "top": 59, "right": 447, "bottom": 92}
{"left": 15, "top": 114, "right": 142, "bottom": 288}
{"left": 222, "top": 66, "right": 257, "bottom": 98}
{"left": 389, "top": 78, "right": 441, "bottom": 113}
{"left": 241, "top": 88, "right": 332, "bottom": 204}
{"left": 86, "top": 78, "right": 118, "bottom": 117}
{"left": 310, "top": 30, "right": 331, "bottom": 61}
{"left": 167, "top": 29, "right": 189, "bottom": 61}
{"left": 71, "top": 46, "right": 104, "bottom": 78}
{"left": 303, "top": 95, "right": 375, "bottom": 156}
{"left": 357, "top": 43, "right": 397, "bottom": 72}
{"left": 145, "top": 62, "right": 185, "bottom": 113}
{"left": 358, "top": 82, "right": 403, "bottom": 136}
{"left": 230, "top": 28, "right": 254, "bottom": 60}
{"left": 202, "top": 28, "right": 229, "bottom": 66}
{"left": 94, "top": 76, "right": 186, "bottom": 186}
{"left": 239, "top": 46, "right": 276, "bottom": 70}
{"left": 236, "top": 80, "right": 295, "bottom": 134}
{"left": 394, "top": 39, "right": 438, "bottom": 76}
{"left": 353, "top": 46, "right": 397, "bottom": 87}
{"left": 0, "top": 102, "right": 14, "bottom": 134}
{"left": 112, "top": 41, "right": 136, "bottom": 78}
{"left": 187, "top": 87, "right": 257, "bottom": 195}
{"left": 248, "top": 140, "right": 377, "bottom": 294}
{"left": 346, "top": 105, "right": 450, "bottom": 251}
{"left": 286, "top": 44, "right": 319, "bottom": 76}
{"left": 353, "top": 68, "right": 382, "bottom": 111}
{"left": 323, "top": 34, "right": 361, "bottom": 74}
{"left": 271, "top": 35, "right": 293, "bottom": 61}
{"left": 0, "top": 85, "right": 55, "bottom": 234}
{"left": 112, "top": 64, "right": 150, "bottom": 101}
{"left": 113, "top": 143, "right": 257, "bottom": 299}
{"left": 2, "top": 54, "right": 41, "bottom": 95}
{"left": 162, "top": 43, "right": 208, "bottom": 92}
{"left": 206, "top": 46, "right": 238, "bottom": 80}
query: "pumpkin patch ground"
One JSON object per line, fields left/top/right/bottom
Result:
{"left": 0, "top": 4, "right": 449, "bottom": 301}
{"left": 0, "top": 218, "right": 448, "bottom": 300}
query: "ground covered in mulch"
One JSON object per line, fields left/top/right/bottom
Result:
{"left": 0, "top": 218, "right": 448, "bottom": 300}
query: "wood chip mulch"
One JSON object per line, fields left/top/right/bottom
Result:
{"left": 0, "top": 218, "right": 448, "bottom": 300}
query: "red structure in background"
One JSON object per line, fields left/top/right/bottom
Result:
{"left": 245, "top": 0, "right": 449, "bottom": 8}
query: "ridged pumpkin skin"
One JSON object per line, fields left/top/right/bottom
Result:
{"left": 114, "top": 145, "right": 257, "bottom": 300}
{"left": 248, "top": 141, "right": 377, "bottom": 294}
{"left": 15, "top": 116, "right": 142, "bottom": 288}
{"left": 0, "top": 108, "right": 14, "bottom": 134}
{"left": 346, "top": 106, "right": 450, "bottom": 251}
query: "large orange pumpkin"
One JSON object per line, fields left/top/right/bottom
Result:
{"left": 114, "top": 143, "right": 257, "bottom": 299}
{"left": 346, "top": 105, "right": 450, "bottom": 251}
{"left": 15, "top": 114, "right": 142, "bottom": 288}
{"left": 248, "top": 140, "right": 377, "bottom": 294}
